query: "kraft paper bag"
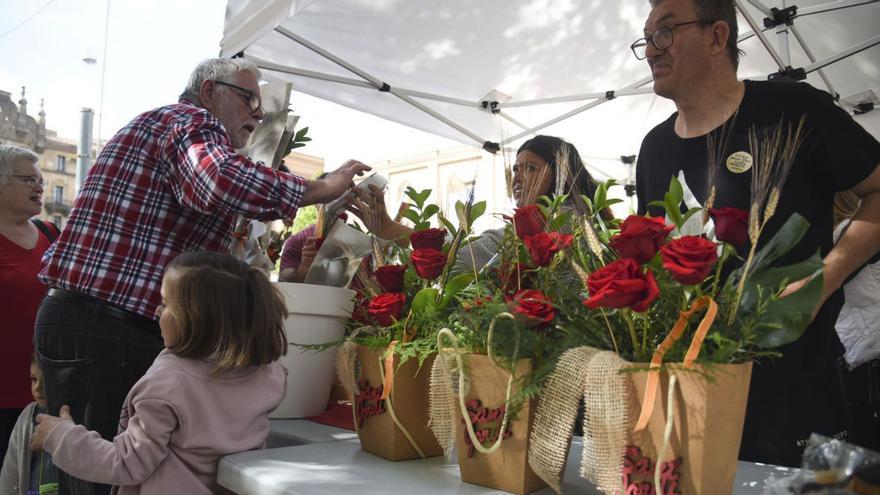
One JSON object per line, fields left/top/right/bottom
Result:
{"left": 453, "top": 354, "right": 548, "bottom": 495}
{"left": 354, "top": 345, "right": 442, "bottom": 461}
{"left": 623, "top": 362, "right": 753, "bottom": 495}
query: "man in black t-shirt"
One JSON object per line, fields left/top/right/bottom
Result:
{"left": 632, "top": 0, "right": 880, "bottom": 466}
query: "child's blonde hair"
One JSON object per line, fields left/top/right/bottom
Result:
{"left": 164, "top": 251, "right": 288, "bottom": 372}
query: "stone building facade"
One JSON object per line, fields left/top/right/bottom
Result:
{"left": 370, "top": 146, "right": 510, "bottom": 232}
{"left": 0, "top": 87, "right": 79, "bottom": 228}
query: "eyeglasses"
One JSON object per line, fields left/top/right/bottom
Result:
{"left": 213, "top": 80, "right": 263, "bottom": 114}
{"left": 11, "top": 175, "right": 47, "bottom": 187}
{"left": 631, "top": 19, "right": 716, "bottom": 60}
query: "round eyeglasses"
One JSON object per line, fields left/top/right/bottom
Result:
{"left": 630, "top": 19, "right": 716, "bottom": 60}
{"left": 214, "top": 80, "right": 263, "bottom": 114}
{"left": 11, "top": 175, "right": 48, "bottom": 188}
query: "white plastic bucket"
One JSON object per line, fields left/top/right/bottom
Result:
{"left": 270, "top": 282, "right": 355, "bottom": 418}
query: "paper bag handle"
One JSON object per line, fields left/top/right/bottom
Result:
{"left": 437, "top": 312, "right": 519, "bottom": 455}
{"left": 633, "top": 296, "right": 717, "bottom": 432}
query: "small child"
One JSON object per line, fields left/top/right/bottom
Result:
{"left": 30, "top": 251, "right": 289, "bottom": 494}
{"left": 0, "top": 355, "right": 59, "bottom": 495}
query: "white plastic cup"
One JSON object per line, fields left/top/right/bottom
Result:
{"left": 270, "top": 282, "right": 355, "bottom": 418}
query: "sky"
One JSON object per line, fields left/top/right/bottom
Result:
{"left": 0, "top": 0, "right": 456, "bottom": 167}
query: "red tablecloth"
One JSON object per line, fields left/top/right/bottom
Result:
{"left": 306, "top": 402, "right": 355, "bottom": 431}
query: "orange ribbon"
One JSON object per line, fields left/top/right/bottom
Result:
{"left": 633, "top": 296, "right": 717, "bottom": 432}
{"left": 379, "top": 340, "right": 398, "bottom": 401}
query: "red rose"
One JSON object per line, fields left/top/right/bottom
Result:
{"left": 410, "top": 228, "right": 446, "bottom": 250}
{"left": 507, "top": 289, "right": 556, "bottom": 326}
{"left": 410, "top": 248, "right": 447, "bottom": 279}
{"left": 374, "top": 265, "right": 407, "bottom": 293}
{"left": 367, "top": 292, "right": 406, "bottom": 327}
{"left": 660, "top": 236, "right": 718, "bottom": 285}
{"left": 513, "top": 205, "right": 546, "bottom": 239}
{"left": 523, "top": 232, "right": 573, "bottom": 267}
{"left": 709, "top": 207, "right": 749, "bottom": 248}
{"left": 609, "top": 215, "right": 674, "bottom": 264}
{"left": 583, "top": 258, "right": 660, "bottom": 312}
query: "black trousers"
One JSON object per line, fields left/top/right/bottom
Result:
{"left": 739, "top": 357, "right": 852, "bottom": 467}
{"left": 34, "top": 290, "right": 163, "bottom": 495}
{"left": 844, "top": 357, "right": 880, "bottom": 451}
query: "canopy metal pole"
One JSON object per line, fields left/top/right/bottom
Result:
{"left": 797, "top": 0, "right": 878, "bottom": 16}
{"left": 788, "top": 25, "right": 838, "bottom": 96}
{"left": 503, "top": 82, "right": 654, "bottom": 108}
{"left": 388, "top": 89, "right": 489, "bottom": 146}
{"left": 735, "top": 0, "right": 787, "bottom": 70}
{"left": 254, "top": 56, "right": 480, "bottom": 107}
{"left": 253, "top": 57, "right": 375, "bottom": 88}
{"left": 498, "top": 111, "right": 531, "bottom": 131}
{"left": 745, "top": 0, "right": 773, "bottom": 17}
{"left": 275, "top": 26, "right": 384, "bottom": 89}
{"left": 393, "top": 88, "right": 481, "bottom": 108}
{"left": 501, "top": 78, "right": 654, "bottom": 145}
{"left": 272, "top": 26, "right": 491, "bottom": 148}
{"left": 776, "top": 0, "right": 792, "bottom": 66}
{"left": 738, "top": 0, "right": 877, "bottom": 42}
{"left": 803, "top": 34, "right": 880, "bottom": 73}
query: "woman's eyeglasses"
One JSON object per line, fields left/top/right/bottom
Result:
{"left": 11, "top": 175, "right": 48, "bottom": 187}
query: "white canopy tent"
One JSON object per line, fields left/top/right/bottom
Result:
{"left": 219, "top": 0, "right": 880, "bottom": 187}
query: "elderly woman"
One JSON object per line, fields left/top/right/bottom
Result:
{"left": 0, "top": 145, "right": 58, "bottom": 460}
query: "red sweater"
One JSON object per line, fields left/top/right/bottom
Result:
{"left": 0, "top": 226, "right": 54, "bottom": 408}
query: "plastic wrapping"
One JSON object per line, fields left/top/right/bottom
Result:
{"left": 762, "top": 434, "right": 880, "bottom": 494}
{"left": 303, "top": 221, "right": 381, "bottom": 287}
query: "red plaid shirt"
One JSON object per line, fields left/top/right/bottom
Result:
{"left": 40, "top": 100, "right": 306, "bottom": 319}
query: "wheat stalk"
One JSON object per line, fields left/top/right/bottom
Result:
{"left": 728, "top": 115, "right": 808, "bottom": 324}
{"left": 371, "top": 235, "right": 385, "bottom": 268}
{"left": 703, "top": 186, "right": 717, "bottom": 225}
{"left": 704, "top": 109, "right": 739, "bottom": 225}
{"left": 554, "top": 145, "right": 570, "bottom": 199}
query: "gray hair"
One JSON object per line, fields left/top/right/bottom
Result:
{"left": 0, "top": 144, "right": 40, "bottom": 185}
{"left": 180, "top": 58, "right": 261, "bottom": 103}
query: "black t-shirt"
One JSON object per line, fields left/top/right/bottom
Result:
{"left": 636, "top": 80, "right": 880, "bottom": 379}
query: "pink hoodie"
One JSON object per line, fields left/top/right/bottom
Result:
{"left": 44, "top": 349, "right": 287, "bottom": 494}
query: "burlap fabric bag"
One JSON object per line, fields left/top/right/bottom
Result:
{"left": 528, "top": 296, "right": 752, "bottom": 494}
{"left": 528, "top": 347, "right": 629, "bottom": 493}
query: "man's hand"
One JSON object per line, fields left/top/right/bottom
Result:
{"left": 31, "top": 405, "right": 74, "bottom": 451}
{"left": 301, "top": 160, "right": 371, "bottom": 206}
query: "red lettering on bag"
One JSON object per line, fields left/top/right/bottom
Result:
{"left": 354, "top": 379, "right": 387, "bottom": 428}
{"left": 460, "top": 399, "right": 512, "bottom": 458}
{"left": 621, "top": 445, "right": 682, "bottom": 495}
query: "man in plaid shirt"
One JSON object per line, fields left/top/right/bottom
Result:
{"left": 34, "top": 57, "right": 369, "bottom": 495}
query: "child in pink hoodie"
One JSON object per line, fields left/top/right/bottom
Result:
{"left": 31, "top": 251, "right": 288, "bottom": 494}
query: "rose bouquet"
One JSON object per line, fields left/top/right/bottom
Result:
{"left": 568, "top": 176, "right": 821, "bottom": 366}
{"left": 529, "top": 120, "right": 822, "bottom": 494}
{"left": 429, "top": 190, "right": 615, "bottom": 494}
{"left": 334, "top": 186, "right": 486, "bottom": 461}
